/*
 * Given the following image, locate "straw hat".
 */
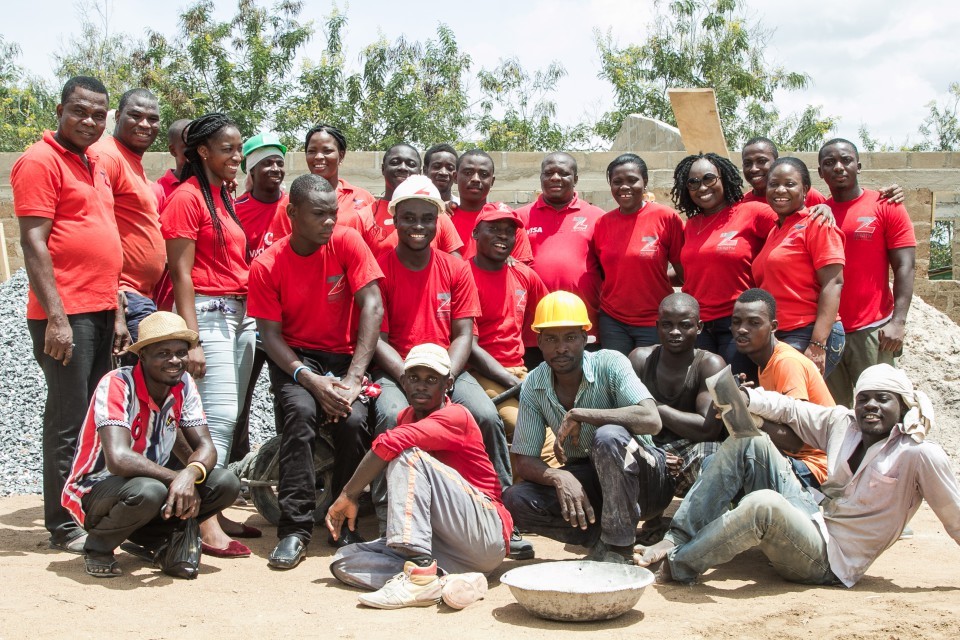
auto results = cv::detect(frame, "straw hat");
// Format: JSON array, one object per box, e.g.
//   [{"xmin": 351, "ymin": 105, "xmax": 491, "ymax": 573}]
[
  {"xmin": 403, "ymin": 343, "xmax": 452, "ymax": 376},
  {"xmin": 126, "ymin": 312, "xmax": 199, "ymax": 355}
]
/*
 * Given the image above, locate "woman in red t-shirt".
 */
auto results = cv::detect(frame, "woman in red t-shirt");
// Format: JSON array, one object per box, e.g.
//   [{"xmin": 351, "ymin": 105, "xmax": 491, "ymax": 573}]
[
  {"xmin": 674, "ymin": 152, "xmax": 775, "ymax": 375},
  {"xmin": 752, "ymin": 157, "xmax": 846, "ymax": 376},
  {"xmin": 594, "ymin": 154, "xmax": 684, "ymax": 354},
  {"xmin": 160, "ymin": 113, "xmax": 258, "ymax": 558},
  {"xmin": 304, "ymin": 123, "xmax": 375, "ymax": 221}
]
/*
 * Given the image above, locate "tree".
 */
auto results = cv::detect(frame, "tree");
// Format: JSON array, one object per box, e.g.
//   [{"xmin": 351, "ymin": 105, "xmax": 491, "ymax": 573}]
[
  {"xmin": 916, "ymin": 83, "xmax": 960, "ymax": 152},
  {"xmin": 0, "ymin": 36, "xmax": 58, "ymax": 151},
  {"xmin": 277, "ymin": 13, "xmax": 473, "ymax": 151},
  {"xmin": 594, "ymin": 0, "xmax": 834, "ymax": 151},
  {"xmin": 474, "ymin": 58, "xmax": 592, "ymax": 152}
]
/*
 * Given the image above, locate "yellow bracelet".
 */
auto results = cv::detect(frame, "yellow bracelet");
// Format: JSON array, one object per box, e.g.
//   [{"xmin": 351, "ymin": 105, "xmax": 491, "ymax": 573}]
[{"xmin": 187, "ymin": 461, "xmax": 207, "ymax": 485}]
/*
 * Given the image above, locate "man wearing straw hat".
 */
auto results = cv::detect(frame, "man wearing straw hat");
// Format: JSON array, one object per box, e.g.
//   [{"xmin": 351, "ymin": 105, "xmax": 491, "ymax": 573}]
[
  {"xmin": 637, "ymin": 364, "xmax": 960, "ymax": 587},
  {"xmin": 61, "ymin": 311, "xmax": 240, "ymax": 578}
]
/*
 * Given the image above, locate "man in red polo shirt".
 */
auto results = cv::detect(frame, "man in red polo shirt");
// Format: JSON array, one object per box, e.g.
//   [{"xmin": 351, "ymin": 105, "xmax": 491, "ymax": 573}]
[
  {"xmin": 356, "ymin": 143, "xmax": 462, "ymax": 257},
  {"xmin": 247, "ymin": 173, "xmax": 384, "ymax": 569},
  {"xmin": 371, "ymin": 175, "xmax": 512, "ymax": 527},
  {"xmin": 424, "ymin": 143, "xmax": 459, "ymax": 204},
  {"xmin": 818, "ymin": 138, "xmax": 917, "ymax": 408},
  {"xmin": 11, "ymin": 76, "xmax": 124, "ymax": 553},
  {"xmin": 154, "ymin": 119, "xmax": 190, "ymax": 207},
  {"xmin": 448, "ymin": 150, "xmax": 533, "ymax": 264},
  {"xmin": 516, "ymin": 152, "xmax": 604, "ymax": 363},
  {"xmin": 92, "ymin": 88, "xmax": 165, "ymax": 355}
]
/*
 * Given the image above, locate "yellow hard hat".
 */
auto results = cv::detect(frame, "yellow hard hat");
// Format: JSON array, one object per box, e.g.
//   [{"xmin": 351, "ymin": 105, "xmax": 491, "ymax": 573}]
[{"xmin": 531, "ymin": 291, "xmax": 592, "ymax": 332}]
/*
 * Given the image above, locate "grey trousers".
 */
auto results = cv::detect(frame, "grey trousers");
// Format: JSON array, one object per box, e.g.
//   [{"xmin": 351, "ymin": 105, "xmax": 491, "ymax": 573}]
[{"xmin": 330, "ymin": 448, "xmax": 506, "ymax": 590}]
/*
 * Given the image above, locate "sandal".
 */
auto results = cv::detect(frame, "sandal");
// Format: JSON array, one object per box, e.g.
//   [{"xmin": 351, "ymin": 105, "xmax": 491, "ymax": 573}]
[
  {"xmin": 50, "ymin": 533, "xmax": 88, "ymax": 555},
  {"xmin": 84, "ymin": 553, "xmax": 122, "ymax": 578}
]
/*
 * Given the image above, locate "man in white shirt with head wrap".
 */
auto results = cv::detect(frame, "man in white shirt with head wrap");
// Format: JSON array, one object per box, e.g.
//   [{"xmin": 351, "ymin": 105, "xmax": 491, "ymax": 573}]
[{"xmin": 637, "ymin": 364, "xmax": 960, "ymax": 587}]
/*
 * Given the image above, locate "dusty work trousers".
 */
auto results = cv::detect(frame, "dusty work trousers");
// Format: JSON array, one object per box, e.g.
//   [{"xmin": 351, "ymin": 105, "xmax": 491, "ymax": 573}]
[
  {"xmin": 665, "ymin": 434, "xmax": 837, "ymax": 585},
  {"xmin": 503, "ymin": 425, "xmax": 675, "ymax": 548},
  {"xmin": 80, "ymin": 469, "xmax": 240, "ymax": 555},
  {"xmin": 471, "ymin": 367, "xmax": 559, "ymax": 483},
  {"xmin": 826, "ymin": 322, "xmax": 898, "ymax": 408},
  {"xmin": 330, "ymin": 448, "xmax": 506, "ymax": 590},
  {"xmin": 29, "ymin": 310, "xmax": 115, "ymax": 546}
]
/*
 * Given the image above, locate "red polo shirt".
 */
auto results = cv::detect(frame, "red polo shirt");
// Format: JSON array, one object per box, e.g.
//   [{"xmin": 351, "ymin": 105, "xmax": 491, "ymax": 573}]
[
  {"xmin": 449, "ymin": 202, "xmax": 533, "ymax": 265},
  {"xmin": 236, "ymin": 191, "xmax": 289, "ymax": 261},
  {"xmin": 92, "ymin": 136, "xmax": 166, "ymax": 298},
  {"xmin": 11, "ymin": 130, "xmax": 122, "ymax": 319}
]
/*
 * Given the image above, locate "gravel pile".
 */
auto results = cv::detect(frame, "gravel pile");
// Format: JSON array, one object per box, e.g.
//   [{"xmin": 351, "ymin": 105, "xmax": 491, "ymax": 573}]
[{"xmin": 1, "ymin": 267, "xmax": 958, "ymax": 495}]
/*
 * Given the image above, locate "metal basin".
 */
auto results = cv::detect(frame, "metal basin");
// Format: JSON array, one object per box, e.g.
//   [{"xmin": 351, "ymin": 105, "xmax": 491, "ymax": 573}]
[{"xmin": 500, "ymin": 560, "xmax": 655, "ymax": 622}]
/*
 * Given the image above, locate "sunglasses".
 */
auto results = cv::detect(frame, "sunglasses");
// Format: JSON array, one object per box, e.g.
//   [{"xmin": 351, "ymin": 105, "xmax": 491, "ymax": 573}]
[{"xmin": 686, "ymin": 173, "xmax": 719, "ymax": 189}]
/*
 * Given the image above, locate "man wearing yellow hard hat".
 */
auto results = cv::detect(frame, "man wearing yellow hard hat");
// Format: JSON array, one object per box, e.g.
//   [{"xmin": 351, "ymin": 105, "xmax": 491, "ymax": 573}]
[{"xmin": 503, "ymin": 291, "xmax": 676, "ymax": 564}]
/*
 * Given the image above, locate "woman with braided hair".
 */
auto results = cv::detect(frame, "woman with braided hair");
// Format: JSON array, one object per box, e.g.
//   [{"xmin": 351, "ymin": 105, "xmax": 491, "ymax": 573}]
[
  {"xmin": 673, "ymin": 152, "xmax": 779, "ymax": 376},
  {"xmin": 160, "ymin": 112, "xmax": 259, "ymax": 558}
]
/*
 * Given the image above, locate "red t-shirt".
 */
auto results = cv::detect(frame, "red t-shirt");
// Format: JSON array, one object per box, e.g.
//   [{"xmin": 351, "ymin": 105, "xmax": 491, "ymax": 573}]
[
  {"xmin": 827, "ymin": 189, "xmax": 916, "ymax": 332},
  {"xmin": 470, "ymin": 260, "xmax": 549, "ymax": 368},
  {"xmin": 337, "ymin": 177, "xmax": 375, "ymax": 214},
  {"xmin": 516, "ymin": 194, "xmax": 604, "ymax": 337},
  {"xmin": 362, "ymin": 197, "xmax": 464, "ymax": 257},
  {"xmin": 93, "ymin": 136, "xmax": 166, "ymax": 298},
  {"xmin": 752, "ymin": 209, "xmax": 846, "ymax": 331},
  {"xmin": 449, "ymin": 202, "xmax": 534, "ymax": 264},
  {"xmin": 236, "ymin": 191, "xmax": 289, "ymax": 261},
  {"xmin": 742, "ymin": 188, "xmax": 827, "ymax": 207},
  {"xmin": 593, "ymin": 202, "xmax": 685, "ymax": 325},
  {"xmin": 247, "ymin": 228, "xmax": 383, "ymax": 353},
  {"xmin": 680, "ymin": 201, "xmax": 778, "ymax": 322},
  {"xmin": 372, "ymin": 402, "xmax": 512, "ymax": 552},
  {"xmin": 154, "ymin": 168, "xmax": 182, "ymax": 211},
  {"xmin": 11, "ymin": 131, "xmax": 122, "ymax": 319},
  {"xmin": 160, "ymin": 176, "xmax": 249, "ymax": 296},
  {"xmin": 268, "ymin": 185, "xmax": 381, "ymax": 249},
  {"xmin": 378, "ymin": 249, "xmax": 481, "ymax": 358}
]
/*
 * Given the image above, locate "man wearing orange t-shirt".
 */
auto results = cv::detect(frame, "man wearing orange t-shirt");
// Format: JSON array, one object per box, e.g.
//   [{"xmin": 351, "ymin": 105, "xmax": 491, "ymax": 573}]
[
  {"xmin": 12, "ymin": 76, "xmax": 124, "ymax": 553},
  {"xmin": 371, "ymin": 176, "xmax": 512, "ymax": 532},
  {"xmin": 92, "ymin": 88, "xmax": 164, "ymax": 353},
  {"xmin": 448, "ymin": 150, "xmax": 533, "ymax": 264},
  {"xmin": 248, "ymin": 174, "xmax": 384, "ymax": 568},
  {"xmin": 733, "ymin": 289, "xmax": 832, "ymax": 488}
]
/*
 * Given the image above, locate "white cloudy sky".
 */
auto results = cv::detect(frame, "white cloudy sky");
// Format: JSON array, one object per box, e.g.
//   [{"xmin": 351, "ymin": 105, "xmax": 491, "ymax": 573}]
[{"xmin": 2, "ymin": 0, "xmax": 957, "ymax": 146}]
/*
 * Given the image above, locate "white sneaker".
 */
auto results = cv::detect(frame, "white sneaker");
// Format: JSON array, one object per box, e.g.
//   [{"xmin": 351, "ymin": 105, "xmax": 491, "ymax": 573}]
[
  {"xmin": 358, "ymin": 561, "xmax": 442, "ymax": 609},
  {"xmin": 441, "ymin": 572, "xmax": 488, "ymax": 610}
]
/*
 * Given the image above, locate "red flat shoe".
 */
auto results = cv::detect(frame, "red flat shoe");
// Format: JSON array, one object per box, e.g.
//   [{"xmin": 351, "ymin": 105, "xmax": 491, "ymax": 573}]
[
  {"xmin": 201, "ymin": 541, "xmax": 251, "ymax": 558},
  {"xmin": 230, "ymin": 524, "xmax": 262, "ymax": 539}
]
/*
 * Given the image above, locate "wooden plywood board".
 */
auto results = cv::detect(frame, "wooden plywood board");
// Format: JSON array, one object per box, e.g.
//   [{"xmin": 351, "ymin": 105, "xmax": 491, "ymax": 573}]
[
  {"xmin": 0, "ymin": 221, "xmax": 10, "ymax": 282},
  {"xmin": 668, "ymin": 88, "xmax": 729, "ymax": 158}
]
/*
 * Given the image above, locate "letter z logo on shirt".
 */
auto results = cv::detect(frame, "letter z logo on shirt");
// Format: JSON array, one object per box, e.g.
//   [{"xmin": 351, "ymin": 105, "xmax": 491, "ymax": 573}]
[
  {"xmin": 571, "ymin": 216, "xmax": 589, "ymax": 232},
  {"xmin": 436, "ymin": 292, "xmax": 451, "ymax": 318},
  {"xmin": 716, "ymin": 231, "xmax": 739, "ymax": 252},
  {"xmin": 854, "ymin": 216, "xmax": 877, "ymax": 240},
  {"xmin": 327, "ymin": 274, "xmax": 347, "ymax": 301},
  {"xmin": 640, "ymin": 235, "xmax": 659, "ymax": 255}
]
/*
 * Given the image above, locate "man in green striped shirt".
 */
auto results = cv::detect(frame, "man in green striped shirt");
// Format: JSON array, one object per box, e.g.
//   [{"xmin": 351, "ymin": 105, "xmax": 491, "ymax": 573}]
[{"xmin": 503, "ymin": 292, "xmax": 675, "ymax": 563}]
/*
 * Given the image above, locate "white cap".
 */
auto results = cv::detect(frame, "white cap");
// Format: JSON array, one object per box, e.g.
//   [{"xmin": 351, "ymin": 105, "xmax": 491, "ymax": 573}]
[
  {"xmin": 403, "ymin": 343, "xmax": 452, "ymax": 376},
  {"xmin": 388, "ymin": 174, "xmax": 445, "ymax": 216}
]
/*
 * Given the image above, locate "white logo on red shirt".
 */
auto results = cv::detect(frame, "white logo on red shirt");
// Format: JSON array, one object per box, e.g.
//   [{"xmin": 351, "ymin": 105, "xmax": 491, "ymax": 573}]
[
  {"xmin": 786, "ymin": 223, "xmax": 806, "ymax": 244},
  {"xmin": 437, "ymin": 292, "xmax": 451, "ymax": 318},
  {"xmin": 640, "ymin": 235, "xmax": 659, "ymax": 254},
  {"xmin": 571, "ymin": 216, "xmax": 588, "ymax": 232},
  {"xmin": 515, "ymin": 288, "xmax": 527, "ymax": 313},
  {"xmin": 527, "ymin": 226, "xmax": 543, "ymax": 235},
  {"xmin": 854, "ymin": 216, "xmax": 877, "ymax": 239},
  {"xmin": 327, "ymin": 274, "xmax": 346, "ymax": 300}
]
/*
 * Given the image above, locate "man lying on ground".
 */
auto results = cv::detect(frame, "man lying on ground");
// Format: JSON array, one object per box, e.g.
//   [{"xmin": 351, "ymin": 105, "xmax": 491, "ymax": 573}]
[
  {"xmin": 327, "ymin": 343, "xmax": 511, "ymax": 610},
  {"xmin": 637, "ymin": 364, "xmax": 960, "ymax": 587}
]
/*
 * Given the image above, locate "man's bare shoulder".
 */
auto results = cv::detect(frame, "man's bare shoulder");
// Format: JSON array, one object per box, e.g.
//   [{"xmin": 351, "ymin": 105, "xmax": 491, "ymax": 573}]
[
  {"xmin": 628, "ymin": 345, "xmax": 658, "ymax": 372},
  {"xmin": 696, "ymin": 350, "xmax": 727, "ymax": 380}
]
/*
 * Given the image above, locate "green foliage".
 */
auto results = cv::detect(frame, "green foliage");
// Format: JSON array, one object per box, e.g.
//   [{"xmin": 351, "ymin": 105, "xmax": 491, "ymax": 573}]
[
  {"xmin": 475, "ymin": 58, "xmax": 592, "ymax": 152},
  {"xmin": 929, "ymin": 220, "xmax": 953, "ymax": 275},
  {"xmin": 594, "ymin": 0, "xmax": 833, "ymax": 151},
  {"xmin": 0, "ymin": 36, "xmax": 58, "ymax": 152},
  {"xmin": 916, "ymin": 83, "xmax": 960, "ymax": 152}
]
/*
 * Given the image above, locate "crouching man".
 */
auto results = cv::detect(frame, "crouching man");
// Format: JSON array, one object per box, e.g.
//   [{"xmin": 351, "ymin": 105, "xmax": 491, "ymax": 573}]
[
  {"xmin": 327, "ymin": 343, "xmax": 512, "ymax": 610},
  {"xmin": 61, "ymin": 312, "xmax": 240, "ymax": 578},
  {"xmin": 503, "ymin": 291, "xmax": 675, "ymax": 564},
  {"xmin": 637, "ymin": 364, "xmax": 960, "ymax": 587}
]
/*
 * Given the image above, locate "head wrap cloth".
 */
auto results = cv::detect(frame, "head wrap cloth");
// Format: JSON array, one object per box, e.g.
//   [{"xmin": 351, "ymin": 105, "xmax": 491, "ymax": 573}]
[{"xmin": 853, "ymin": 364, "xmax": 934, "ymax": 443}]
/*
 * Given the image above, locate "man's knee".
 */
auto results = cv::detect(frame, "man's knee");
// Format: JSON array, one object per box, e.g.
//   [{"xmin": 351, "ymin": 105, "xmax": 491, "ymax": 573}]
[
  {"xmin": 589, "ymin": 424, "xmax": 631, "ymax": 464},
  {"xmin": 201, "ymin": 468, "xmax": 241, "ymax": 511},
  {"xmin": 128, "ymin": 478, "xmax": 168, "ymax": 512},
  {"xmin": 502, "ymin": 481, "xmax": 545, "ymax": 518},
  {"xmin": 737, "ymin": 489, "xmax": 790, "ymax": 530}
]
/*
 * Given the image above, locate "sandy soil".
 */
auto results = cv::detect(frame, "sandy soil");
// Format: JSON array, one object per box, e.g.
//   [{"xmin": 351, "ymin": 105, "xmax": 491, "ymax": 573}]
[{"xmin": 0, "ymin": 496, "xmax": 957, "ymax": 640}]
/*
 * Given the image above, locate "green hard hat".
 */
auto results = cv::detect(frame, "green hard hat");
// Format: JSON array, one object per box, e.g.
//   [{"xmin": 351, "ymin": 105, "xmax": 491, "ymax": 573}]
[{"xmin": 241, "ymin": 132, "xmax": 287, "ymax": 172}]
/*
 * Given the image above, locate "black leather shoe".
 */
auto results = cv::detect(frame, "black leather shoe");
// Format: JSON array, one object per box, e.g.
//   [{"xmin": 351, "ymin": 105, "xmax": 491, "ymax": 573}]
[
  {"xmin": 268, "ymin": 535, "xmax": 306, "ymax": 570},
  {"xmin": 327, "ymin": 526, "xmax": 366, "ymax": 549}
]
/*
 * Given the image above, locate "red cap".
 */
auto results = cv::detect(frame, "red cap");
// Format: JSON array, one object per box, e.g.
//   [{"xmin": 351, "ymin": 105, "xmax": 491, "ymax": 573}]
[{"xmin": 475, "ymin": 205, "xmax": 524, "ymax": 229}]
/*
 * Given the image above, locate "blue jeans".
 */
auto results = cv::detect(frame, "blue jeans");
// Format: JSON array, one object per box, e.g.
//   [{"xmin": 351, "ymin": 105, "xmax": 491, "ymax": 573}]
[
  {"xmin": 597, "ymin": 312, "xmax": 658, "ymax": 356},
  {"xmin": 696, "ymin": 315, "xmax": 758, "ymax": 381},
  {"xmin": 665, "ymin": 435, "xmax": 836, "ymax": 585},
  {"xmin": 120, "ymin": 291, "xmax": 158, "ymax": 366},
  {"xmin": 776, "ymin": 321, "xmax": 845, "ymax": 378}
]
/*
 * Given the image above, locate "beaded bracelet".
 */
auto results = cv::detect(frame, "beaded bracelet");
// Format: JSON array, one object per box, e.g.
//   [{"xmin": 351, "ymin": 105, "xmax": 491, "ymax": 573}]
[{"xmin": 809, "ymin": 340, "xmax": 827, "ymax": 351}]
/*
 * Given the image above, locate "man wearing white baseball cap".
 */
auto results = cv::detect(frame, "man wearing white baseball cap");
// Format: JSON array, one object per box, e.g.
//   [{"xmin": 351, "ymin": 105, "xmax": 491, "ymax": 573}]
[{"xmin": 327, "ymin": 343, "xmax": 511, "ymax": 610}]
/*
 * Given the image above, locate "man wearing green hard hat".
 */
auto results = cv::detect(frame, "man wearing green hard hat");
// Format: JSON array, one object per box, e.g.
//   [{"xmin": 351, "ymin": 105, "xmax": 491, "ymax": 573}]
[{"xmin": 504, "ymin": 291, "xmax": 676, "ymax": 564}]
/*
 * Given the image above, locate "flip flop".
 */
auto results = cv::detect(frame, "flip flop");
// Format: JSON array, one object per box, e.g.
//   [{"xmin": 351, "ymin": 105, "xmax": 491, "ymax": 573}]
[
  {"xmin": 84, "ymin": 553, "xmax": 122, "ymax": 578},
  {"xmin": 49, "ymin": 533, "xmax": 88, "ymax": 554}
]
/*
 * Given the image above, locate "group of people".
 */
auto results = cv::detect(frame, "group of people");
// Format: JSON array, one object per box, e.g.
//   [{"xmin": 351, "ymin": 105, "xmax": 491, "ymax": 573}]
[{"xmin": 11, "ymin": 76, "xmax": 960, "ymax": 609}]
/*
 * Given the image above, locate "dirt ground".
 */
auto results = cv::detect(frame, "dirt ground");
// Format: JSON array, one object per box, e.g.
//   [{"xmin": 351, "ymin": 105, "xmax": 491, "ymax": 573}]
[{"xmin": 0, "ymin": 496, "xmax": 957, "ymax": 640}]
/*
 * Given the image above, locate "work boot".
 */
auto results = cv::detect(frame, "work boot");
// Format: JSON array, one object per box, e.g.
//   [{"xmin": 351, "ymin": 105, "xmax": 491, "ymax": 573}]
[{"xmin": 509, "ymin": 528, "xmax": 535, "ymax": 560}]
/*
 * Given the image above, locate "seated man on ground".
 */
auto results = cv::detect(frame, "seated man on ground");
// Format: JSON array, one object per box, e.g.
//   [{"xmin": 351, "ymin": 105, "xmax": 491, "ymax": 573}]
[
  {"xmin": 247, "ymin": 174, "xmax": 384, "ymax": 569},
  {"xmin": 327, "ymin": 344, "xmax": 511, "ymax": 610},
  {"xmin": 503, "ymin": 291, "xmax": 675, "ymax": 564},
  {"xmin": 61, "ymin": 312, "xmax": 240, "ymax": 578},
  {"xmin": 637, "ymin": 364, "xmax": 960, "ymax": 587},
  {"xmin": 629, "ymin": 292, "xmax": 726, "ymax": 542},
  {"xmin": 733, "ymin": 288, "xmax": 832, "ymax": 490}
]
